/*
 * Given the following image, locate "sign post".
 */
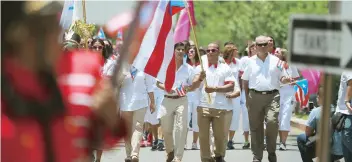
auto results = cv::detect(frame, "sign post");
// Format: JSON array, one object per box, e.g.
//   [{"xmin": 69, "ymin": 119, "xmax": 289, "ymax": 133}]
[{"xmin": 288, "ymin": 1, "xmax": 352, "ymax": 162}]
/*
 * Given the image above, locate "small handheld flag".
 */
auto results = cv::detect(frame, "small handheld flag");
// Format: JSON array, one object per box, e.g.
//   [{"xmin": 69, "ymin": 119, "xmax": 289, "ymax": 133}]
[
  {"xmin": 97, "ymin": 28, "xmax": 106, "ymax": 39},
  {"xmin": 294, "ymin": 79, "xmax": 310, "ymax": 108},
  {"xmin": 175, "ymin": 84, "xmax": 187, "ymax": 97},
  {"xmin": 277, "ymin": 60, "xmax": 288, "ymax": 71},
  {"xmin": 130, "ymin": 66, "xmax": 138, "ymax": 81}
]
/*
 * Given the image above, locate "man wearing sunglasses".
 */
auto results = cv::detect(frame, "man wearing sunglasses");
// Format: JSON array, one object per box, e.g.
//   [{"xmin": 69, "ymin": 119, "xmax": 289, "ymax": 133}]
[
  {"xmin": 192, "ymin": 43, "xmax": 236, "ymax": 162},
  {"xmin": 242, "ymin": 36, "xmax": 292, "ymax": 162}
]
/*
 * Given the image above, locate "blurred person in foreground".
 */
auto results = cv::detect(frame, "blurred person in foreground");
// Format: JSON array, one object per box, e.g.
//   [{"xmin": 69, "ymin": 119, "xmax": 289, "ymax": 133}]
[
  {"xmin": 296, "ymin": 87, "xmax": 343, "ymax": 162},
  {"xmin": 335, "ymin": 71, "xmax": 352, "ymax": 161},
  {"xmin": 1, "ymin": 2, "xmax": 126, "ymax": 162}
]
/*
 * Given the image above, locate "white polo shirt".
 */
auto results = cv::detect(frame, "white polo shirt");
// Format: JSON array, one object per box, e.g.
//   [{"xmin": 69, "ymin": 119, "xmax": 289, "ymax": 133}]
[
  {"xmin": 195, "ymin": 60, "xmax": 235, "ymax": 110},
  {"xmin": 336, "ymin": 71, "xmax": 352, "ymax": 115},
  {"xmin": 120, "ymin": 66, "xmax": 155, "ymax": 111},
  {"xmin": 241, "ymin": 54, "xmax": 286, "ymax": 91}
]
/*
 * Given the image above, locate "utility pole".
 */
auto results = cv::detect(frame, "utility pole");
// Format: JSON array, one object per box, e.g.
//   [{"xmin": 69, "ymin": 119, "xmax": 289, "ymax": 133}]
[{"xmin": 316, "ymin": 1, "xmax": 340, "ymax": 162}]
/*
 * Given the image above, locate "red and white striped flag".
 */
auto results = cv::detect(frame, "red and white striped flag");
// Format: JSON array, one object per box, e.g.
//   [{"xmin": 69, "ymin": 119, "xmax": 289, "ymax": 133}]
[
  {"xmin": 132, "ymin": 0, "xmax": 176, "ymax": 92},
  {"xmin": 175, "ymin": 84, "xmax": 186, "ymax": 97}
]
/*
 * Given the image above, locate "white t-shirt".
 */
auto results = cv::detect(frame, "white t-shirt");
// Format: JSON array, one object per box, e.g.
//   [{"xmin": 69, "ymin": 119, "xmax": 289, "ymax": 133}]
[
  {"xmin": 195, "ymin": 61, "xmax": 235, "ymax": 110},
  {"xmin": 336, "ymin": 71, "xmax": 352, "ymax": 115}
]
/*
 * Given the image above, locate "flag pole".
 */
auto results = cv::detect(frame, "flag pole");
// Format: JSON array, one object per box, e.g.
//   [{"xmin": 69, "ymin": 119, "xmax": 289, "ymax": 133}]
[
  {"xmin": 183, "ymin": 0, "xmax": 212, "ymax": 104},
  {"xmin": 81, "ymin": 0, "xmax": 89, "ymax": 49}
]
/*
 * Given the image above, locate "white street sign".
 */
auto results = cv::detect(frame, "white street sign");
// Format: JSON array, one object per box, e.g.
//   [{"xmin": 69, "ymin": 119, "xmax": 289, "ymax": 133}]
[{"xmin": 288, "ymin": 14, "xmax": 352, "ymax": 75}]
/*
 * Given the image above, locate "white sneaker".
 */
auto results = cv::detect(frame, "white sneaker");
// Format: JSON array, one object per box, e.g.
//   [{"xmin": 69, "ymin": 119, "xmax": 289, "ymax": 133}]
[
  {"xmin": 191, "ymin": 143, "xmax": 198, "ymax": 150},
  {"xmin": 279, "ymin": 142, "xmax": 287, "ymax": 151}
]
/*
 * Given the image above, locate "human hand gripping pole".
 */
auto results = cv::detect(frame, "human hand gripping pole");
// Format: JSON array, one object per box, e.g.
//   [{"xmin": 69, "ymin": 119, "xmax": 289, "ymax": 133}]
[{"xmin": 183, "ymin": 0, "xmax": 212, "ymax": 104}]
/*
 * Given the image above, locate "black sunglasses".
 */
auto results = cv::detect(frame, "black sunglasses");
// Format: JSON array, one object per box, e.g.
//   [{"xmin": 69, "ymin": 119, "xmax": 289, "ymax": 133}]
[
  {"xmin": 207, "ymin": 49, "xmax": 218, "ymax": 53},
  {"xmin": 92, "ymin": 46, "xmax": 103, "ymax": 50},
  {"xmin": 256, "ymin": 43, "xmax": 268, "ymax": 47}
]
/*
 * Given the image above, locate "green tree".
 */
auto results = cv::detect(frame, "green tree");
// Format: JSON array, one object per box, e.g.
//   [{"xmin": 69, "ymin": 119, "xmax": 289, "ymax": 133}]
[{"xmin": 193, "ymin": 1, "xmax": 329, "ymax": 51}]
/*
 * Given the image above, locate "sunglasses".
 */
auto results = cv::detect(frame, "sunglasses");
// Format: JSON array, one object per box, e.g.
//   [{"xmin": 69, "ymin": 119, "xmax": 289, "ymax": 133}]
[
  {"xmin": 189, "ymin": 50, "xmax": 195, "ymax": 53},
  {"xmin": 92, "ymin": 46, "xmax": 103, "ymax": 50},
  {"xmin": 256, "ymin": 43, "xmax": 268, "ymax": 47},
  {"xmin": 206, "ymin": 49, "xmax": 218, "ymax": 53}
]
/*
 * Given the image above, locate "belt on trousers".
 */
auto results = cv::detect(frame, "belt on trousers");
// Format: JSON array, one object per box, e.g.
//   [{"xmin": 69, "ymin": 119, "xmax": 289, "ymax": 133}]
[
  {"xmin": 164, "ymin": 95, "xmax": 184, "ymax": 99},
  {"xmin": 249, "ymin": 89, "xmax": 278, "ymax": 95}
]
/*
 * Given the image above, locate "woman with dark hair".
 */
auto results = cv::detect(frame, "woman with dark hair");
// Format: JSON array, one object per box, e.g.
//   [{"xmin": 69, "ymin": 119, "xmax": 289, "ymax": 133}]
[
  {"xmin": 268, "ymin": 36, "xmax": 276, "ymax": 54},
  {"xmin": 185, "ymin": 46, "xmax": 200, "ymax": 150},
  {"xmin": 90, "ymin": 38, "xmax": 109, "ymax": 61}
]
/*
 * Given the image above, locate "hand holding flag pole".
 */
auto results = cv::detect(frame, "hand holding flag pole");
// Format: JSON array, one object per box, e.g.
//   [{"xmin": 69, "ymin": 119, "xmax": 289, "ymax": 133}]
[{"xmin": 183, "ymin": 0, "xmax": 212, "ymax": 104}]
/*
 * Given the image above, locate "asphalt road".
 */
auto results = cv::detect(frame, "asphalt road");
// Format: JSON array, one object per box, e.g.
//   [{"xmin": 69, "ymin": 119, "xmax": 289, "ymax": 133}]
[{"xmin": 99, "ymin": 127, "xmax": 308, "ymax": 162}]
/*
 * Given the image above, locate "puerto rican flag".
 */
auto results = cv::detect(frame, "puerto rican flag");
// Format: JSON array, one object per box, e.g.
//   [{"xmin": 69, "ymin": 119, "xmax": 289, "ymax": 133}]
[
  {"xmin": 294, "ymin": 79, "xmax": 310, "ymax": 108},
  {"xmin": 132, "ymin": 0, "xmax": 181, "ymax": 92},
  {"xmin": 175, "ymin": 84, "xmax": 186, "ymax": 97},
  {"xmin": 276, "ymin": 60, "xmax": 288, "ymax": 71}
]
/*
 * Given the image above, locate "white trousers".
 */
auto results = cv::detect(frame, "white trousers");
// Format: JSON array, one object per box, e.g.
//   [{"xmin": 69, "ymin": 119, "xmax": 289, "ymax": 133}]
[
  {"xmin": 187, "ymin": 101, "xmax": 199, "ymax": 132},
  {"xmin": 230, "ymin": 92, "xmax": 250, "ymax": 131},
  {"xmin": 278, "ymin": 95, "xmax": 295, "ymax": 131},
  {"xmin": 144, "ymin": 93, "xmax": 164, "ymax": 125}
]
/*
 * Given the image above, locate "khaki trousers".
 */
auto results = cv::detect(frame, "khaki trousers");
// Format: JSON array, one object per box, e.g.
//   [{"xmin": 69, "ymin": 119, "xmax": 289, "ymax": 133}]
[
  {"xmin": 247, "ymin": 91, "xmax": 280, "ymax": 161},
  {"xmin": 223, "ymin": 110, "xmax": 233, "ymax": 156},
  {"xmin": 122, "ymin": 107, "xmax": 147, "ymax": 157},
  {"xmin": 160, "ymin": 97, "xmax": 188, "ymax": 161},
  {"xmin": 197, "ymin": 107, "xmax": 226, "ymax": 162}
]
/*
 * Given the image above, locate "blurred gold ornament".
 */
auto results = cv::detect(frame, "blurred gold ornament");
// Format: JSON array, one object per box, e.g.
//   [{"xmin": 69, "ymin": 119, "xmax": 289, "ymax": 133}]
[{"xmin": 70, "ymin": 20, "xmax": 96, "ymax": 48}]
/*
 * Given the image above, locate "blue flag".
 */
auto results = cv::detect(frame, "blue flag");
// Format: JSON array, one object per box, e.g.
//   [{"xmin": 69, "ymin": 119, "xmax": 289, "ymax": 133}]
[{"xmin": 97, "ymin": 28, "xmax": 106, "ymax": 39}]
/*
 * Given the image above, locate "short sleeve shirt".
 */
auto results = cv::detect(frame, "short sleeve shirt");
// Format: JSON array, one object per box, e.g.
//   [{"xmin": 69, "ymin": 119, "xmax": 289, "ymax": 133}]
[
  {"xmin": 241, "ymin": 54, "xmax": 286, "ymax": 91},
  {"xmin": 336, "ymin": 71, "xmax": 352, "ymax": 115},
  {"xmin": 195, "ymin": 62, "xmax": 235, "ymax": 110}
]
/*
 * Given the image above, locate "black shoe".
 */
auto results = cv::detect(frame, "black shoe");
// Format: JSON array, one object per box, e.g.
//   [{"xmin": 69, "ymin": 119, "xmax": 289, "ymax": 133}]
[
  {"xmin": 242, "ymin": 142, "xmax": 250, "ymax": 149},
  {"xmin": 157, "ymin": 141, "xmax": 165, "ymax": 151},
  {"xmin": 268, "ymin": 153, "xmax": 277, "ymax": 162},
  {"xmin": 214, "ymin": 156, "xmax": 224, "ymax": 162},
  {"xmin": 125, "ymin": 156, "xmax": 132, "ymax": 162},
  {"xmin": 252, "ymin": 157, "xmax": 261, "ymax": 162},
  {"xmin": 227, "ymin": 140, "xmax": 235, "ymax": 150},
  {"xmin": 151, "ymin": 140, "xmax": 158, "ymax": 151},
  {"xmin": 166, "ymin": 151, "xmax": 174, "ymax": 162}
]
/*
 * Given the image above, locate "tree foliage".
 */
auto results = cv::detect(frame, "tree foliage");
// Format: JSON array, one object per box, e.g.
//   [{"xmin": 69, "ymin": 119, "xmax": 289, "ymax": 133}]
[{"xmin": 193, "ymin": 1, "xmax": 329, "ymax": 51}]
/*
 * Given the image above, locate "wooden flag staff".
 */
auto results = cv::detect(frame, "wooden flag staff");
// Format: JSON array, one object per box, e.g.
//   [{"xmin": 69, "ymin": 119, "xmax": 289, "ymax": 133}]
[{"xmin": 183, "ymin": 0, "xmax": 212, "ymax": 104}]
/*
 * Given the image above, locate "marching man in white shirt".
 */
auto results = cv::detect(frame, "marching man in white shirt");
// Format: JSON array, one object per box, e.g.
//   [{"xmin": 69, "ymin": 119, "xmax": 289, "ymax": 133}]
[
  {"xmin": 192, "ymin": 42, "xmax": 236, "ymax": 162},
  {"xmin": 242, "ymin": 36, "xmax": 291, "ymax": 162},
  {"xmin": 119, "ymin": 65, "xmax": 156, "ymax": 162},
  {"xmin": 157, "ymin": 42, "xmax": 205, "ymax": 162}
]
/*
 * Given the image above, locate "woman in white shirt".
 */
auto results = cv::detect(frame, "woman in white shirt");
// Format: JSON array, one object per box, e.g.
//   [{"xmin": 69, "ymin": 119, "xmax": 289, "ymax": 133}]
[
  {"xmin": 119, "ymin": 65, "xmax": 155, "ymax": 162},
  {"xmin": 274, "ymin": 48, "xmax": 300, "ymax": 151},
  {"xmin": 186, "ymin": 46, "xmax": 201, "ymax": 150}
]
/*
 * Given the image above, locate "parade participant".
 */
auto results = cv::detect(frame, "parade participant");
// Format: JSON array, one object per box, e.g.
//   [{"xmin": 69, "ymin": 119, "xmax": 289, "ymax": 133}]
[
  {"xmin": 89, "ymin": 37, "xmax": 113, "ymax": 162},
  {"xmin": 1, "ymin": 2, "xmax": 126, "ymax": 162},
  {"xmin": 186, "ymin": 46, "xmax": 201, "ymax": 150},
  {"xmin": 157, "ymin": 42, "xmax": 203, "ymax": 162},
  {"xmin": 62, "ymin": 31, "xmax": 81, "ymax": 51},
  {"xmin": 242, "ymin": 36, "xmax": 291, "ymax": 162},
  {"xmin": 118, "ymin": 66, "xmax": 155, "ymax": 162},
  {"xmin": 192, "ymin": 42, "xmax": 235, "ymax": 162},
  {"xmin": 146, "ymin": 78, "xmax": 164, "ymax": 151},
  {"xmin": 274, "ymin": 48, "xmax": 300, "ymax": 151},
  {"xmin": 335, "ymin": 71, "xmax": 352, "ymax": 161},
  {"xmin": 267, "ymin": 36, "xmax": 276, "ymax": 54},
  {"xmin": 237, "ymin": 42, "xmax": 256, "ymax": 149},
  {"xmin": 222, "ymin": 46, "xmax": 243, "ymax": 150}
]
